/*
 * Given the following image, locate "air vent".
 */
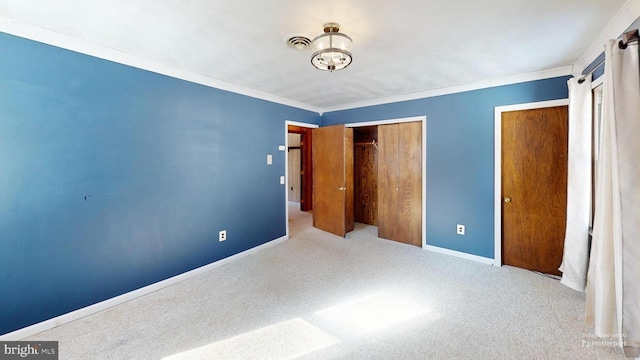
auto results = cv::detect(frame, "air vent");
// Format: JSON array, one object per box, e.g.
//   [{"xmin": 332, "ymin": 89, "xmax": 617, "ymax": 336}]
[{"xmin": 286, "ymin": 36, "xmax": 311, "ymax": 51}]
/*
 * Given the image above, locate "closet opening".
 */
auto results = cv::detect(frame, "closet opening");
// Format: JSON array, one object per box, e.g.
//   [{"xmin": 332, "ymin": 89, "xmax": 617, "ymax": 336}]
[
  {"xmin": 353, "ymin": 126, "xmax": 379, "ymax": 227},
  {"xmin": 351, "ymin": 121, "xmax": 423, "ymax": 247},
  {"xmin": 288, "ymin": 116, "xmax": 426, "ymax": 248}
]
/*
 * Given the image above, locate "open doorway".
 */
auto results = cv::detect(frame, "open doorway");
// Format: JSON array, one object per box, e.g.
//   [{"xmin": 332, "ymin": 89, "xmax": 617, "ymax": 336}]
[
  {"xmin": 286, "ymin": 122, "xmax": 317, "ymax": 211},
  {"xmin": 286, "ymin": 121, "xmax": 318, "ymax": 238},
  {"xmin": 287, "ymin": 133, "xmax": 302, "ymax": 203},
  {"xmin": 287, "ymin": 124, "xmax": 315, "ymax": 211}
]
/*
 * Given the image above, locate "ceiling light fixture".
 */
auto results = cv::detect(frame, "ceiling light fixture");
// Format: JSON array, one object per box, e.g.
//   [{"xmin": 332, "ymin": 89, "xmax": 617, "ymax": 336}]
[{"xmin": 310, "ymin": 22, "xmax": 353, "ymax": 72}]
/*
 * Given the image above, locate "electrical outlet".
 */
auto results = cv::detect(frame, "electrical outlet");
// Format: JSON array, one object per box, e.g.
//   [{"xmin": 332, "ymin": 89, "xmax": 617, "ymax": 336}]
[
  {"xmin": 456, "ymin": 224, "xmax": 465, "ymax": 235},
  {"xmin": 219, "ymin": 230, "xmax": 227, "ymax": 242}
]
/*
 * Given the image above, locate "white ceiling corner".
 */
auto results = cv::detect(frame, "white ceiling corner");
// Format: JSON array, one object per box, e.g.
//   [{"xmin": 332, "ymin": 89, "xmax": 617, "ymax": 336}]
[{"xmin": 0, "ymin": 0, "xmax": 631, "ymax": 112}]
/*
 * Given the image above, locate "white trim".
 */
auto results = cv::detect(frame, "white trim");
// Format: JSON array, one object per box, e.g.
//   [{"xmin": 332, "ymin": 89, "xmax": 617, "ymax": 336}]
[
  {"xmin": 343, "ymin": 115, "xmax": 425, "ymax": 127},
  {"xmin": 0, "ymin": 235, "xmax": 288, "ymax": 340},
  {"xmin": 424, "ymin": 245, "xmax": 495, "ymax": 266},
  {"xmin": 572, "ymin": 0, "xmax": 640, "ymax": 77},
  {"xmin": 592, "ymin": 75, "xmax": 604, "ymax": 89},
  {"xmin": 0, "ymin": 14, "xmax": 579, "ymax": 116},
  {"xmin": 343, "ymin": 116, "xmax": 427, "ymax": 249},
  {"xmin": 494, "ymin": 98, "xmax": 569, "ymax": 114},
  {"xmin": 284, "ymin": 121, "xmax": 318, "ymax": 237},
  {"xmin": 322, "ymin": 67, "xmax": 572, "ymax": 113},
  {"xmin": 286, "ymin": 121, "xmax": 319, "ymax": 129},
  {"xmin": 0, "ymin": 16, "xmax": 322, "ymax": 115},
  {"xmin": 493, "ymin": 99, "xmax": 570, "ymax": 267}
]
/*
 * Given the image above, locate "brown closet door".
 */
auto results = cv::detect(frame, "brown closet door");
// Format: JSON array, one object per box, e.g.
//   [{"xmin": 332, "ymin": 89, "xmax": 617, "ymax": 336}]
[
  {"xmin": 398, "ymin": 121, "xmax": 422, "ymax": 246},
  {"xmin": 312, "ymin": 125, "xmax": 354, "ymax": 237},
  {"xmin": 378, "ymin": 122, "xmax": 422, "ymax": 246},
  {"xmin": 378, "ymin": 124, "xmax": 400, "ymax": 240}
]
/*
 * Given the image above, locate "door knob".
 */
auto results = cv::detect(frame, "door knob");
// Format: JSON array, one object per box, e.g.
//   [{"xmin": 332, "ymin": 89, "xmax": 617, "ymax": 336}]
[
  {"xmin": 504, "ymin": 197, "xmax": 512, "ymax": 203},
  {"xmin": 395, "ymin": 187, "xmax": 399, "ymax": 191},
  {"xmin": 338, "ymin": 187, "xmax": 346, "ymax": 191}
]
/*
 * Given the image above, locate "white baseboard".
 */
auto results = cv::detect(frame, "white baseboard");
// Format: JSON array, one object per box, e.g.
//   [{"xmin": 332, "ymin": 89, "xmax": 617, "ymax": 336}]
[
  {"xmin": 424, "ymin": 244, "xmax": 496, "ymax": 266},
  {"xmin": 0, "ymin": 235, "xmax": 289, "ymax": 340}
]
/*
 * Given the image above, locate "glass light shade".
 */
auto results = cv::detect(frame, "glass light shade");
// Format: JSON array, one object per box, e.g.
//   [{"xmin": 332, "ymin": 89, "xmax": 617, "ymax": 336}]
[{"xmin": 310, "ymin": 32, "xmax": 353, "ymax": 71}]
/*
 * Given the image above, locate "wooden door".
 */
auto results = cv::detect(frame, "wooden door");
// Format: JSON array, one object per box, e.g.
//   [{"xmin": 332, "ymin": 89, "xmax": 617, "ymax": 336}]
[
  {"xmin": 287, "ymin": 147, "xmax": 301, "ymax": 202},
  {"xmin": 299, "ymin": 131, "xmax": 313, "ymax": 211},
  {"xmin": 502, "ymin": 106, "xmax": 568, "ymax": 275},
  {"xmin": 378, "ymin": 122, "xmax": 422, "ymax": 246},
  {"xmin": 378, "ymin": 124, "xmax": 400, "ymax": 240},
  {"xmin": 398, "ymin": 121, "xmax": 422, "ymax": 246},
  {"xmin": 312, "ymin": 125, "xmax": 354, "ymax": 237}
]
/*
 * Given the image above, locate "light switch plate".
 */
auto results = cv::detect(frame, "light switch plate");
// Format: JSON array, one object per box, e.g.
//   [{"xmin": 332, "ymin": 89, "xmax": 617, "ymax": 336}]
[
  {"xmin": 267, "ymin": 154, "xmax": 272, "ymax": 165},
  {"xmin": 278, "ymin": 145, "xmax": 286, "ymax": 151},
  {"xmin": 280, "ymin": 176, "xmax": 285, "ymax": 184}
]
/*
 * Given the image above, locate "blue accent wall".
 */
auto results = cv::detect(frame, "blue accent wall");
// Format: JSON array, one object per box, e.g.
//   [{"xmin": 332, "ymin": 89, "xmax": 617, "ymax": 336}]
[
  {"xmin": 0, "ymin": 32, "xmax": 320, "ymax": 335},
  {"xmin": 322, "ymin": 77, "xmax": 570, "ymax": 259}
]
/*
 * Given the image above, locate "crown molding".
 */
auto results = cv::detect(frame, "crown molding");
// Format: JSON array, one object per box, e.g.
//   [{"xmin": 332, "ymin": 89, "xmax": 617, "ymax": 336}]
[
  {"xmin": 0, "ymin": 14, "xmax": 584, "ymax": 117},
  {"xmin": 0, "ymin": 16, "xmax": 323, "ymax": 114},
  {"xmin": 321, "ymin": 66, "xmax": 572, "ymax": 114}
]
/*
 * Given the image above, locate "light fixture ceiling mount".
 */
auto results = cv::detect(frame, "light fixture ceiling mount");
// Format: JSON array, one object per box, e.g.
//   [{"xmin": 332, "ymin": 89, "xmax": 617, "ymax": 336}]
[{"xmin": 310, "ymin": 22, "xmax": 353, "ymax": 72}]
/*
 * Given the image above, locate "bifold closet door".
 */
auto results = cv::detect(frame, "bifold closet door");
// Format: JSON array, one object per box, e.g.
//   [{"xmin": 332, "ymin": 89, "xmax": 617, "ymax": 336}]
[
  {"xmin": 398, "ymin": 121, "xmax": 422, "ymax": 246},
  {"xmin": 378, "ymin": 124, "xmax": 400, "ymax": 240},
  {"xmin": 378, "ymin": 122, "xmax": 422, "ymax": 246}
]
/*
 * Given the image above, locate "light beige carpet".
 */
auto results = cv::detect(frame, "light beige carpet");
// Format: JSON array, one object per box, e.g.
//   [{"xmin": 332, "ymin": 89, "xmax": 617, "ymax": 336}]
[{"xmin": 23, "ymin": 202, "xmax": 627, "ymax": 359}]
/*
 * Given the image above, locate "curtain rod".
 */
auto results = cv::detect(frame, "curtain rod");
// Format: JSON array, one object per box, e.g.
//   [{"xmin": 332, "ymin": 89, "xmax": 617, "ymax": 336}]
[{"xmin": 578, "ymin": 30, "xmax": 639, "ymax": 84}]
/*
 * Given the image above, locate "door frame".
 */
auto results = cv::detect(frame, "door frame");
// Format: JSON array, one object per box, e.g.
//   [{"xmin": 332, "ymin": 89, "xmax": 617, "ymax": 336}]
[
  {"xmin": 344, "ymin": 115, "xmax": 427, "ymax": 248},
  {"xmin": 493, "ymin": 99, "xmax": 569, "ymax": 267},
  {"xmin": 285, "ymin": 120, "xmax": 318, "ymax": 237}
]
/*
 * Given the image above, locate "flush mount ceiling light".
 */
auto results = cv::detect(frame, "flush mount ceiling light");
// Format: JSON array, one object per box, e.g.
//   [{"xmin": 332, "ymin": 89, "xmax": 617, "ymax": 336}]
[{"xmin": 310, "ymin": 22, "xmax": 353, "ymax": 72}]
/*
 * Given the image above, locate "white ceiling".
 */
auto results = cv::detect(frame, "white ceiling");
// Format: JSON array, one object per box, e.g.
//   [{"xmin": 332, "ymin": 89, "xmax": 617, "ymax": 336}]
[{"xmin": 0, "ymin": 0, "xmax": 629, "ymax": 111}]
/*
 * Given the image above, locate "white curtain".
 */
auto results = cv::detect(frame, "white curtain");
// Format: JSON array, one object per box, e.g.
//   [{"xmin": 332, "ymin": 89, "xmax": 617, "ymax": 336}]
[
  {"xmin": 586, "ymin": 39, "xmax": 640, "ymax": 358},
  {"xmin": 559, "ymin": 76, "xmax": 592, "ymax": 292}
]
